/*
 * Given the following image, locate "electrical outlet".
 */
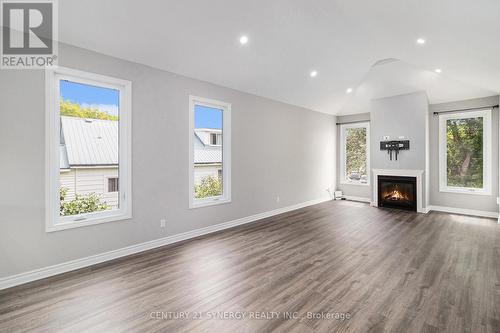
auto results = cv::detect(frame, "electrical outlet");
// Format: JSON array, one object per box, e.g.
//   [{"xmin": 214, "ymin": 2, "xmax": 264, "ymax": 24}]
[
  {"xmin": 160, "ymin": 218, "xmax": 166, "ymax": 228},
  {"xmin": 276, "ymin": 196, "xmax": 280, "ymax": 203},
  {"xmin": 497, "ymin": 197, "xmax": 499, "ymax": 205}
]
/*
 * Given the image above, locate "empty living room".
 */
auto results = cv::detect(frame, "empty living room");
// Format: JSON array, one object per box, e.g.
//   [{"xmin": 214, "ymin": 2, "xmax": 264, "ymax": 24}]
[{"xmin": 1, "ymin": 1, "xmax": 500, "ymax": 332}]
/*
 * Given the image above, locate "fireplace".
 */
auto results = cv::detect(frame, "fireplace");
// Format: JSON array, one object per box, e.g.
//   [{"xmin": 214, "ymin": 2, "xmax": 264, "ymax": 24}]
[{"xmin": 377, "ymin": 175, "xmax": 417, "ymax": 211}]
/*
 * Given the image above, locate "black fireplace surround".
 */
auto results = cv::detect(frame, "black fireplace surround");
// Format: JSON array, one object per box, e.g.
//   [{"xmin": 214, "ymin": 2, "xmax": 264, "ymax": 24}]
[{"xmin": 377, "ymin": 175, "xmax": 417, "ymax": 212}]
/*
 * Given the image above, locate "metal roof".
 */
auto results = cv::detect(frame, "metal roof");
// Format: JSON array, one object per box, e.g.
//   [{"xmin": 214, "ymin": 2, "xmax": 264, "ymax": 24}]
[
  {"xmin": 59, "ymin": 117, "xmax": 221, "ymax": 167},
  {"xmin": 60, "ymin": 116, "xmax": 118, "ymax": 166},
  {"xmin": 194, "ymin": 149, "xmax": 221, "ymax": 164}
]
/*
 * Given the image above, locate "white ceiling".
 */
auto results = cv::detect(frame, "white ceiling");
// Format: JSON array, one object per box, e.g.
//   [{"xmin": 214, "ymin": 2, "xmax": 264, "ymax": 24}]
[
  {"xmin": 59, "ymin": 0, "xmax": 500, "ymax": 115},
  {"xmin": 343, "ymin": 59, "xmax": 495, "ymax": 114}
]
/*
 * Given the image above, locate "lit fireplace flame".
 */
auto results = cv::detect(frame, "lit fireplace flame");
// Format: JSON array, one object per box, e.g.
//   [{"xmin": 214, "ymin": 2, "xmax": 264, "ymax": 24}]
[{"xmin": 383, "ymin": 186, "xmax": 410, "ymax": 201}]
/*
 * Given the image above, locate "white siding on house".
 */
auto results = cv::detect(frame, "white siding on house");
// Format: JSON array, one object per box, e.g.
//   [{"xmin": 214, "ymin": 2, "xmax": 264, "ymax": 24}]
[
  {"xmin": 60, "ymin": 170, "xmax": 76, "ymax": 200},
  {"xmin": 194, "ymin": 165, "xmax": 221, "ymax": 185},
  {"xmin": 59, "ymin": 167, "xmax": 119, "ymax": 209}
]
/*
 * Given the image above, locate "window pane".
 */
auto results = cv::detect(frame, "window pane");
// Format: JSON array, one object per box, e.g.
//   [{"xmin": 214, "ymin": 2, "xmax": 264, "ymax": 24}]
[
  {"xmin": 193, "ymin": 104, "xmax": 223, "ymax": 199},
  {"xmin": 59, "ymin": 80, "xmax": 120, "ymax": 216},
  {"xmin": 108, "ymin": 178, "xmax": 119, "ymax": 192},
  {"xmin": 345, "ymin": 127, "xmax": 367, "ymax": 183},
  {"xmin": 446, "ymin": 117, "xmax": 483, "ymax": 188}
]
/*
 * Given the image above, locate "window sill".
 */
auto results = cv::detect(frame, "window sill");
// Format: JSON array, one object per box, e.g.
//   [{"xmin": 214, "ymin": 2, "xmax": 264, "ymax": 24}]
[
  {"xmin": 439, "ymin": 187, "xmax": 491, "ymax": 196},
  {"xmin": 46, "ymin": 212, "xmax": 132, "ymax": 232},
  {"xmin": 189, "ymin": 197, "xmax": 231, "ymax": 209},
  {"xmin": 340, "ymin": 181, "xmax": 370, "ymax": 187}
]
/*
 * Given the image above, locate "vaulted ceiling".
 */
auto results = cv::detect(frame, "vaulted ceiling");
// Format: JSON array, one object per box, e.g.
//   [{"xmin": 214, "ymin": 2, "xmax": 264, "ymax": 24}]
[{"xmin": 59, "ymin": 0, "xmax": 500, "ymax": 114}]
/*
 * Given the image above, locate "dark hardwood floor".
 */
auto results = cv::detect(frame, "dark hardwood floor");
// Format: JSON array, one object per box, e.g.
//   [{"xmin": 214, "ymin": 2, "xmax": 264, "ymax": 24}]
[{"xmin": 1, "ymin": 200, "xmax": 499, "ymax": 332}]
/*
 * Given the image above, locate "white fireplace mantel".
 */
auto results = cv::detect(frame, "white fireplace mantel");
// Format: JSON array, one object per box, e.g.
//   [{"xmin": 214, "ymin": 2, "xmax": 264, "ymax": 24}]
[{"xmin": 371, "ymin": 169, "xmax": 425, "ymax": 213}]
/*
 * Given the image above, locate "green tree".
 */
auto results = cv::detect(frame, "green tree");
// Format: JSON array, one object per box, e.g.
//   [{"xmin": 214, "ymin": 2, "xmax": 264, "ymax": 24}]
[
  {"xmin": 60, "ymin": 187, "xmax": 109, "ymax": 216},
  {"xmin": 446, "ymin": 117, "xmax": 483, "ymax": 188},
  {"xmin": 195, "ymin": 176, "xmax": 222, "ymax": 199},
  {"xmin": 60, "ymin": 100, "xmax": 119, "ymax": 121},
  {"xmin": 345, "ymin": 127, "xmax": 367, "ymax": 180}
]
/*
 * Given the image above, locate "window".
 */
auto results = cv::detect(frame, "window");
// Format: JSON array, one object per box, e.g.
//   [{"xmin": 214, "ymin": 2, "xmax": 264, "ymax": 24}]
[
  {"xmin": 209, "ymin": 132, "xmax": 222, "ymax": 146},
  {"xmin": 439, "ymin": 109, "xmax": 491, "ymax": 195},
  {"xmin": 189, "ymin": 95, "xmax": 231, "ymax": 208},
  {"xmin": 108, "ymin": 177, "xmax": 119, "ymax": 192},
  {"xmin": 46, "ymin": 67, "xmax": 132, "ymax": 232},
  {"xmin": 340, "ymin": 122, "xmax": 370, "ymax": 185}
]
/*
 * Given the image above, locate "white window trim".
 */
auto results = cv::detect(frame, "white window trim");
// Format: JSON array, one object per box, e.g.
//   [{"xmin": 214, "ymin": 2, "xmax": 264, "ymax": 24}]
[
  {"xmin": 339, "ymin": 122, "xmax": 370, "ymax": 186},
  {"xmin": 189, "ymin": 95, "xmax": 231, "ymax": 208},
  {"xmin": 438, "ymin": 109, "xmax": 491, "ymax": 195},
  {"xmin": 45, "ymin": 67, "xmax": 132, "ymax": 232}
]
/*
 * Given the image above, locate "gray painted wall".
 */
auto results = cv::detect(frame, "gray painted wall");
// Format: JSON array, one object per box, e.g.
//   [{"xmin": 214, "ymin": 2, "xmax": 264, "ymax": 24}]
[
  {"xmin": 429, "ymin": 96, "xmax": 500, "ymax": 212},
  {"xmin": 0, "ymin": 43, "xmax": 336, "ymax": 278},
  {"xmin": 370, "ymin": 92, "xmax": 429, "ymax": 204},
  {"xmin": 336, "ymin": 113, "xmax": 371, "ymax": 199},
  {"xmin": 339, "ymin": 93, "xmax": 499, "ymax": 213}
]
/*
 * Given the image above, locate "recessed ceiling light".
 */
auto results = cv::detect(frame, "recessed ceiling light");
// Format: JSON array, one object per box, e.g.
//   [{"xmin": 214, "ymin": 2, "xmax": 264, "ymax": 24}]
[
  {"xmin": 416, "ymin": 38, "xmax": 426, "ymax": 45},
  {"xmin": 310, "ymin": 70, "xmax": 318, "ymax": 78},
  {"xmin": 434, "ymin": 68, "xmax": 442, "ymax": 73},
  {"xmin": 239, "ymin": 35, "xmax": 249, "ymax": 45},
  {"xmin": 346, "ymin": 88, "xmax": 353, "ymax": 94}
]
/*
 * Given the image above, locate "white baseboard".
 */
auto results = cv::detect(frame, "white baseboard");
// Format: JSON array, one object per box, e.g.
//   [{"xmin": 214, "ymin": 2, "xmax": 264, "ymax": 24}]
[
  {"xmin": 428, "ymin": 205, "xmax": 498, "ymax": 219},
  {"xmin": 343, "ymin": 196, "xmax": 371, "ymax": 203},
  {"xmin": 0, "ymin": 197, "xmax": 331, "ymax": 291},
  {"xmin": 368, "ymin": 203, "xmax": 493, "ymax": 216}
]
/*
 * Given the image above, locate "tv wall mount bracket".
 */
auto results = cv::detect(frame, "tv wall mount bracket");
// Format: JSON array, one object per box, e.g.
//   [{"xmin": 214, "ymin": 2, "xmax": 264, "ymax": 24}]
[{"xmin": 380, "ymin": 140, "xmax": 410, "ymax": 161}]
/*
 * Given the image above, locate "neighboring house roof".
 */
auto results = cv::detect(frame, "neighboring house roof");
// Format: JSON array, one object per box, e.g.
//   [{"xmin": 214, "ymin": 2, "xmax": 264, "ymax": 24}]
[
  {"xmin": 60, "ymin": 116, "xmax": 118, "ymax": 167},
  {"xmin": 194, "ymin": 128, "xmax": 222, "ymax": 146},
  {"xmin": 194, "ymin": 149, "xmax": 222, "ymax": 164},
  {"xmin": 59, "ymin": 119, "xmax": 220, "ymax": 167},
  {"xmin": 60, "ymin": 145, "xmax": 70, "ymax": 169},
  {"xmin": 194, "ymin": 129, "xmax": 222, "ymax": 164}
]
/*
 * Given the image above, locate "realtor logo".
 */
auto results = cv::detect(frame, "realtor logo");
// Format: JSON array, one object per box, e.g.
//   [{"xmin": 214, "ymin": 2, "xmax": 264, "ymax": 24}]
[{"xmin": 1, "ymin": 0, "xmax": 58, "ymax": 69}]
